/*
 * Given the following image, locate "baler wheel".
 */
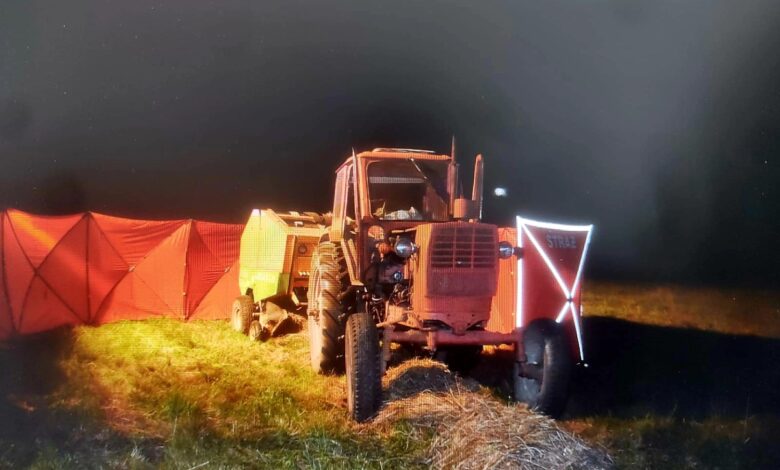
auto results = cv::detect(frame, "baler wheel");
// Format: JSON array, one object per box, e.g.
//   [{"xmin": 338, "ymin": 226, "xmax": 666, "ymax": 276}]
[
  {"xmin": 308, "ymin": 241, "xmax": 348, "ymax": 374},
  {"xmin": 248, "ymin": 320, "xmax": 262, "ymax": 341},
  {"xmin": 345, "ymin": 311, "xmax": 382, "ymax": 422},
  {"xmin": 513, "ymin": 320, "xmax": 572, "ymax": 418},
  {"xmin": 231, "ymin": 295, "xmax": 254, "ymax": 335}
]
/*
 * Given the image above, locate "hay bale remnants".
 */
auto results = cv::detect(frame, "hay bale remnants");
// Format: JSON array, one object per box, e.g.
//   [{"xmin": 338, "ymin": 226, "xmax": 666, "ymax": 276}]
[
  {"xmin": 383, "ymin": 358, "xmax": 482, "ymax": 400},
  {"xmin": 375, "ymin": 359, "xmax": 612, "ymax": 470}
]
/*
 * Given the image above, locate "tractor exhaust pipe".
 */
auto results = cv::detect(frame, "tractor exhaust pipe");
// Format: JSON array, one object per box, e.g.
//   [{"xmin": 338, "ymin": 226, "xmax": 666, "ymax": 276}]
[
  {"xmin": 472, "ymin": 154, "xmax": 484, "ymax": 221},
  {"xmin": 448, "ymin": 136, "xmax": 458, "ymax": 214}
]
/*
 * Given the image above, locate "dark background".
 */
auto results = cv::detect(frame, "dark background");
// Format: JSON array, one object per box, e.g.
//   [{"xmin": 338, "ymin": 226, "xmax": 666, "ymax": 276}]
[{"xmin": 1, "ymin": 0, "xmax": 778, "ymax": 286}]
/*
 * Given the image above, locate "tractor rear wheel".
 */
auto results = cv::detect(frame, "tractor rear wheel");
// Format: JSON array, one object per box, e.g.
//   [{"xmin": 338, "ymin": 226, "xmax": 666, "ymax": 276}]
[
  {"xmin": 308, "ymin": 241, "xmax": 348, "ymax": 374},
  {"xmin": 345, "ymin": 311, "xmax": 382, "ymax": 422},
  {"xmin": 513, "ymin": 320, "xmax": 572, "ymax": 418},
  {"xmin": 231, "ymin": 295, "xmax": 254, "ymax": 334}
]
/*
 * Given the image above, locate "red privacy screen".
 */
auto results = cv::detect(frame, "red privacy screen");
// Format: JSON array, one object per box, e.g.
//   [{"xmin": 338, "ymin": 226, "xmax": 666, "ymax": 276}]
[{"xmin": 0, "ymin": 210, "xmax": 243, "ymax": 339}]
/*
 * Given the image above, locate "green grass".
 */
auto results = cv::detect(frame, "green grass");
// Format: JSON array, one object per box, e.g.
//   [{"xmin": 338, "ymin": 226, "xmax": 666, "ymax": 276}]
[
  {"xmin": 1, "ymin": 320, "xmax": 430, "ymax": 469},
  {"xmin": 583, "ymin": 281, "xmax": 780, "ymax": 338},
  {"xmin": 61, "ymin": 320, "xmax": 348, "ymax": 439}
]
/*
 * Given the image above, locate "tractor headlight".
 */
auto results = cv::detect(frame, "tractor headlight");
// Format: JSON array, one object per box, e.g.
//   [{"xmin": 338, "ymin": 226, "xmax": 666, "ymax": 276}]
[
  {"xmin": 394, "ymin": 237, "xmax": 418, "ymax": 258},
  {"xmin": 498, "ymin": 241, "xmax": 515, "ymax": 259}
]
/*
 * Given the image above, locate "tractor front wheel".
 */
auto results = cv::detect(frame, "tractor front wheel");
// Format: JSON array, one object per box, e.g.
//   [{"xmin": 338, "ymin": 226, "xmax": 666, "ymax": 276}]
[
  {"xmin": 345, "ymin": 311, "xmax": 382, "ymax": 422},
  {"xmin": 231, "ymin": 295, "xmax": 254, "ymax": 334},
  {"xmin": 513, "ymin": 320, "xmax": 572, "ymax": 418}
]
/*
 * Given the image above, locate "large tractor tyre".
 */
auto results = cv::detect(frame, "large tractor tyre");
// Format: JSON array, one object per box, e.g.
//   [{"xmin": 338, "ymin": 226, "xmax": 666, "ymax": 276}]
[
  {"xmin": 436, "ymin": 345, "xmax": 483, "ymax": 374},
  {"xmin": 231, "ymin": 295, "xmax": 254, "ymax": 334},
  {"xmin": 513, "ymin": 320, "xmax": 573, "ymax": 418},
  {"xmin": 308, "ymin": 241, "xmax": 348, "ymax": 374},
  {"xmin": 345, "ymin": 311, "xmax": 382, "ymax": 422}
]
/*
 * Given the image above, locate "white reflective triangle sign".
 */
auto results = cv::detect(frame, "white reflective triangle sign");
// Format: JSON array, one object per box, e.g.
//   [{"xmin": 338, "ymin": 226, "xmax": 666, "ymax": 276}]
[{"xmin": 516, "ymin": 216, "xmax": 593, "ymax": 361}]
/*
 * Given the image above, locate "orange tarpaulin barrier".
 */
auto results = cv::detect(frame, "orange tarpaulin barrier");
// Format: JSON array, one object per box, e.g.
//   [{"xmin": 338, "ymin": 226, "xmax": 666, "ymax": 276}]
[{"xmin": 0, "ymin": 209, "xmax": 243, "ymax": 339}]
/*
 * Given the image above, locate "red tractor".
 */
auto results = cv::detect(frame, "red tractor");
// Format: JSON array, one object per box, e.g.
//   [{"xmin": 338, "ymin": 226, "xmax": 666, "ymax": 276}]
[{"xmin": 307, "ymin": 147, "xmax": 592, "ymax": 421}]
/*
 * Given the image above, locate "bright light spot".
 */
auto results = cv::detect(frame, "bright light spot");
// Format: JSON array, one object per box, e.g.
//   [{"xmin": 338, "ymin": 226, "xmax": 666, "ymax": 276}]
[{"xmin": 493, "ymin": 187, "xmax": 507, "ymax": 197}]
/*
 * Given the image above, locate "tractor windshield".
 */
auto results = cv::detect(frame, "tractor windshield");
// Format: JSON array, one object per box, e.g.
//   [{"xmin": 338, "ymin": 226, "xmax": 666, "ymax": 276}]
[{"xmin": 367, "ymin": 159, "xmax": 450, "ymax": 221}]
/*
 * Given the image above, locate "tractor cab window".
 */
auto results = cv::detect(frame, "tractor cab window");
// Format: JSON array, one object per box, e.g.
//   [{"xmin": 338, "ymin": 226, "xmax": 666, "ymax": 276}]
[
  {"xmin": 332, "ymin": 163, "xmax": 357, "ymax": 240},
  {"xmin": 345, "ymin": 167, "xmax": 357, "ymax": 230},
  {"xmin": 367, "ymin": 159, "xmax": 449, "ymax": 221}
]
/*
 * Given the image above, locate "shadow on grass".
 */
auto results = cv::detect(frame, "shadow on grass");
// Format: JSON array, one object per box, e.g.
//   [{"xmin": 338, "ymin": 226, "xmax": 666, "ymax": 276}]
[
  {"xmin": 471, "ymin": 316, "xmax": 780, "ymax": 420},
  {"xmin": 0, "ymin": 328, "xmax": 161, "ymax": 467},
  {"xmin": 466, "ymin": 316, "xmax": 780, "ymax": 467},
  {"xmin": 0, "ymin": 328, "xmax": 73, "ymax": 433},
  {"xmin": 568, "ymin": 316, "xmax": 780, "ymax": 419},
  {"xmin": 564, "ymin": 317, "xmax": 780, "ymax": 468}
]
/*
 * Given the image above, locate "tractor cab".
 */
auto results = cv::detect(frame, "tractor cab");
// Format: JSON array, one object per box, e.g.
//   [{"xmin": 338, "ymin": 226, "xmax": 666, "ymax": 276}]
[{"xmin": 328, "ymin": 148, "xmax": 490, "ymax": 292}]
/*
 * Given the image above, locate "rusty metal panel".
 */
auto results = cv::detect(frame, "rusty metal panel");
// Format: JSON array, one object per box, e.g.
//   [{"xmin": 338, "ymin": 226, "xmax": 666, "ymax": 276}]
[
  {"xmin": 487, "ymin": 227, "xmax": 517, "ymax": 334},
  {"xmin": 412, "ymin": 222, "xmax": 498, "ymax": 334}
]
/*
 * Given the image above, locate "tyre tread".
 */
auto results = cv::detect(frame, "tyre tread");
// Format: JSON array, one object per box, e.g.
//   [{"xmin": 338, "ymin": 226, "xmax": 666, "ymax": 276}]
[
  {"xmin": 345, "ymin": 311, "xmax": 382, "ymax": 422},
  {"xmin": 308, "ymin": 241, "xmax": 349, "ymax": 373}
]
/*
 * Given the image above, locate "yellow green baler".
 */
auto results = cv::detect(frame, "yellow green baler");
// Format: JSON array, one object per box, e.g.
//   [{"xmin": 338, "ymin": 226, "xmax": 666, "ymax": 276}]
[{"xmin": 239, "ymin": 209, "xmax": 326, "ymax": 306}]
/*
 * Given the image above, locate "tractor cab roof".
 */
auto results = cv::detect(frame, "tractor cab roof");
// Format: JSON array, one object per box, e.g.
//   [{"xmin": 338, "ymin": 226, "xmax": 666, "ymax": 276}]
[
  {"xmin": 337, "ymin": 148, "xmax": 451, "ymax": 171},
  {"xmin": 359, "ymin": 148, "xmax": 451, "ymax": 161}
]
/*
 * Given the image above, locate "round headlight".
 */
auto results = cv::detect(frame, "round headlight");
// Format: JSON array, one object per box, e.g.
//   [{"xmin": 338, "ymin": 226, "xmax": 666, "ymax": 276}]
[
  {"xmin": 498, "ymin": 241, "xmax": 514, "ymax": 259},
  {"xmin": 394, "ymin": 237, "xmax": 418, "ymax": 258}
]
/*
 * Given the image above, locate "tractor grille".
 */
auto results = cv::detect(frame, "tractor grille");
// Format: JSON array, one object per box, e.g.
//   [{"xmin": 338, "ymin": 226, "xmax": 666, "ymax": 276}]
[{"xmin": 431, "ymin": 225, "xmax": 496, "ymax": 269}]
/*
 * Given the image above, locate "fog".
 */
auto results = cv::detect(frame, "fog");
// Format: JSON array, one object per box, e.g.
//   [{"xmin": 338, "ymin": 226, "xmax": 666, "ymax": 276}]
[{"xmin": 1, "ymin": 0, "xmax": 778, "ymax": 285}]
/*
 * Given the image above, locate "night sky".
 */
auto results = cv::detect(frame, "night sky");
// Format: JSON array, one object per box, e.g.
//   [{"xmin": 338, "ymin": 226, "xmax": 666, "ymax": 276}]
[{"xmin": 1, "ymin": 1, "xmax": 778, "ymax": 286}]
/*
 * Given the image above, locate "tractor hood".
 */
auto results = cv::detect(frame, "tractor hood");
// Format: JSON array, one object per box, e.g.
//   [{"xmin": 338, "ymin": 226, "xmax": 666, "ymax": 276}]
[{"xmin": 409, "ymin": 221, "xmax": 499, "ymax": 334}]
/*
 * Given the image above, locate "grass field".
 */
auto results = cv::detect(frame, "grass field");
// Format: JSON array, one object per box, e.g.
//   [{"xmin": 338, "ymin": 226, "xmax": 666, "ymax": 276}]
[
  {"xmin": 571, "ymin": 282, "xmax": 780, "ymax": 469},
  {"xmin": 1, "ymin": 281, "xmax": 779, "ymax": 469},
  {"xmin": 0, "ymin": 322, "xmax": 431, "ymax": 469},
  {"xmin": 583, "ymin": 282, "xmax": 780, "ymax": 339}
]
